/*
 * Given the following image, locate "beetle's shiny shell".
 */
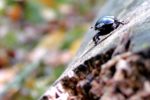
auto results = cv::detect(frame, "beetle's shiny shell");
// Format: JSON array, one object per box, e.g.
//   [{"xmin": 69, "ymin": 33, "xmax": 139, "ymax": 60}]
[{"xmin": 95, "ymin": 16, "xmax": 116, "ymax": 30}]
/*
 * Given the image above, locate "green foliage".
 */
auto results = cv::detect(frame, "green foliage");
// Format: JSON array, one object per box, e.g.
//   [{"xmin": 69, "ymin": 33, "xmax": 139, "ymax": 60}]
[
  {"xmin": 2, "ymin": 32, "xmax": 17, "ymax": 48},
  {"xmin": 5, "ymin": 0, "xmax": 15, "ymax": 5},
  {"xmin": 24, "ymin": 1, "xmax": 43, "ymax": 23},
  {"xmin": 53, "ymin": 65, "xmax": 65, "ymax": 79},
  {"xmin": 56, "ymin": 0, "xmax": 71, "ymax": 4}
]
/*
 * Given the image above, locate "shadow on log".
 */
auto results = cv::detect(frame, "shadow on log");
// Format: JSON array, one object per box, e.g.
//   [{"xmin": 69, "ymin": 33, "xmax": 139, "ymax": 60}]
[{"xmin": 40, "ymin": 0, "xmax": 150, "ymax": 100}]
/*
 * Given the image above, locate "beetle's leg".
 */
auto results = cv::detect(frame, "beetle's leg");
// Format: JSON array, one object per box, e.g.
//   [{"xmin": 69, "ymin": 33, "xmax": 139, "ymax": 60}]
[
  {"xmin": 113, "ymin": 20, "xmax": 125, "ymax": 29},
  {"xmin": 93, "ymin": 36, "xmax": 97, "ymax": 45},
  {"xmin": 93, "ymin": 32, "xmax": 100, "ymax": 45},
  {"xmin": 119, "ymin": 21, "xmax": 125, "ymax": 25},
  {"xmin": 114, "ymin": 18, "xmax": 125, "ymax": 25}
]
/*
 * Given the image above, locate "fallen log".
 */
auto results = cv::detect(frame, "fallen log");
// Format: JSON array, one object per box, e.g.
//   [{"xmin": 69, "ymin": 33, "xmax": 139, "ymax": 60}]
[{"xmin": 40, "ymin": 0, "xmax": 150, "ymax": 99}]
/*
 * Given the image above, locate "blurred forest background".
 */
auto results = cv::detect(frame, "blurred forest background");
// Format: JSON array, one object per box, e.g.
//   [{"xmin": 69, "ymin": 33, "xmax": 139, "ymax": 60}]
[{"xmin": 0, "ymin": 0, "xmax": 105, "ymax": 99}]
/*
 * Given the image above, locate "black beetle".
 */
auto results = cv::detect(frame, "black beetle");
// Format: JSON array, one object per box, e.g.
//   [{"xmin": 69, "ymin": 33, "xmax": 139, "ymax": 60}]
[{"xmin": 93, "ymin": 16, "xmax": 124, "ymax": 45}]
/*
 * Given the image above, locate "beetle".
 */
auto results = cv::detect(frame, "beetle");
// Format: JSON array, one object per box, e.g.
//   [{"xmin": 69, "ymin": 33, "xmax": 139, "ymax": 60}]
[{"xmin": 93, "ymin": 16, "xmax": 124, "ymax": 45}]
